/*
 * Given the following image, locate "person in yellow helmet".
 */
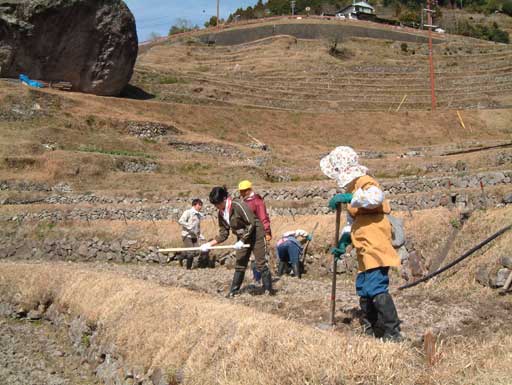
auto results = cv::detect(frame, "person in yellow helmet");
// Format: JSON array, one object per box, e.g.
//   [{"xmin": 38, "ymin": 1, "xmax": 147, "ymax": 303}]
[
  {"xmin": 239, "ymin": 180, "xmax": 272, "ymax": 284},
  {"xmin": 238, "ymin": 180, "xmax": 272, "ymax": 241}
]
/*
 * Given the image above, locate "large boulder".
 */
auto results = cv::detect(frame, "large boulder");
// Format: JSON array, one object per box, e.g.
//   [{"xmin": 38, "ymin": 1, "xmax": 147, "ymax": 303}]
[{"xmin": 0, "ymin": 0, "xmax": 138, "ymax": 96}]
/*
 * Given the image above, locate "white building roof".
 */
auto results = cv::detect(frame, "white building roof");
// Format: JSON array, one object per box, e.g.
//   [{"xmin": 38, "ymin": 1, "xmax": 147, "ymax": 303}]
[{"xmin": 338, "ymin": 1, "xmax": 375, "ymax": 13}]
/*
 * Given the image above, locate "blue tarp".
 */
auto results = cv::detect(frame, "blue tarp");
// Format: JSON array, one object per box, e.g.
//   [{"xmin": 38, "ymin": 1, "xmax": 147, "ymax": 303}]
[{"xmin": 19, "ymin": 74, "xmax": 44, "ymax": 88}]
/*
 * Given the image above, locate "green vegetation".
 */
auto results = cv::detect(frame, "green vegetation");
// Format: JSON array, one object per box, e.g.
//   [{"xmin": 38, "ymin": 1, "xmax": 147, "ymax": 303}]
[
  {"xmin": 504, "ymin": 0, "xmax": 512, "ymax": 15},
  {"xmin": 204, "ymin": 16, "xmax": 225, "ymax": 28},
  {"xmin": 77, "ymin": 146, "xmax": 153, "ymax": 159},
  {"xmin": 228, "ymin": 0, "xmax": 347, "ymax": 21},
  {"xmin": 81, "ymin": 334, "xmax": 91, "ymax": 348},
  {"xmin": 159, "ymin": 76, "xmax": 180, "ymax": 84},
  {"xmin": 178, "ymin": 162, "xmax": 212, "ymax": 174},
  {"xmin": 168, "ymin": 18, "xmax": 199, "ymax": 36},
  {"xmin": 450, "ymin": 218, "xmax": 461, "ymax": 229},
  {"xmin": 448, "ymin": 20, "xmax": 509, "ymax": 43},
  {"xmin": 229, "ymin": 0, "xmax": 510, "ymax": 43},
  {"xmin": 35, "ymin": 221, "xmax": 56, "ymax": 240}
]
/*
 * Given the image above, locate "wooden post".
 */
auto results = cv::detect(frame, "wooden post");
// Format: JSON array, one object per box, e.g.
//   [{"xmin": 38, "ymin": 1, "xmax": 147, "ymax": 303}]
[
  {"xmin": 330, "ymin": 204, "xmax": 342, "ymax": 326},
  {"xmin": 424, "ymin": 329, "xmax": 437, "ymax": 366}
]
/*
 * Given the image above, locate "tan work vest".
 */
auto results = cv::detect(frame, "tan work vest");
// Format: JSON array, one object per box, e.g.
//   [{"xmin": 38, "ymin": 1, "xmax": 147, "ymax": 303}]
[{"xmin": 347, "ymin": 175, "xmax": 400, "ymax": 272}]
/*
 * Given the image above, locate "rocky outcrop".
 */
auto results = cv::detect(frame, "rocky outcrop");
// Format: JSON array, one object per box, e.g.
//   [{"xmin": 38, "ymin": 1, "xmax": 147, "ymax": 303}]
[
  {"xmin": 0, "ymin": 0, "xmax": 138, "ymax": 96},
  {"xmin": 476, "ymin": 256, "xmax": 512, "ymax": 288}
]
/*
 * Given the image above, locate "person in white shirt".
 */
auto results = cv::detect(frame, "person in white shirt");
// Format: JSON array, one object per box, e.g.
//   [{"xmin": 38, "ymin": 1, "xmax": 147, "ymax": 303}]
[{"xmin": 178, "ymin": 198, "xmax": 204, "ymax": 269}]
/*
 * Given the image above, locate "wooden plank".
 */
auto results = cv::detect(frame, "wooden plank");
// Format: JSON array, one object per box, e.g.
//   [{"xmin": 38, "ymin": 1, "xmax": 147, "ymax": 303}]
[{"xmin": 158, "ymin": 244, "xmax": 250, "ymax": 253}]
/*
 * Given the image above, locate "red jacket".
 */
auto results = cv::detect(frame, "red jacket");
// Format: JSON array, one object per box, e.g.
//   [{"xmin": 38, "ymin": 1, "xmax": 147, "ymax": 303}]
[{"xmin": 244, "ymin": 193, "xmax": 271, "ymax": 236}]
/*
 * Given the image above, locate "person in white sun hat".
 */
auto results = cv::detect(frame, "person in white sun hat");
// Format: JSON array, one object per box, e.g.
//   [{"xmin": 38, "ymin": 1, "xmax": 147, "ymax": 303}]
[{"xmin": 321, "ymin": 146, "xmax": 404, "ymax": 342}]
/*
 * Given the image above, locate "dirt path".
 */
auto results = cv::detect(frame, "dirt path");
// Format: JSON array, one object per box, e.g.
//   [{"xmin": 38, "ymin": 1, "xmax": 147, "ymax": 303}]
[{"xmin": 0, "ymin": 316, "xmax": 100, "ymax": 385}]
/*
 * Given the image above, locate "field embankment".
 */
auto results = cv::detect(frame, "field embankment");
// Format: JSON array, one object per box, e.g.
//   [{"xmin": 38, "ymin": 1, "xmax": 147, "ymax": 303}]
[{"xmin": 1, "ymin": 262, "xmax": 511, "ymax": 385}]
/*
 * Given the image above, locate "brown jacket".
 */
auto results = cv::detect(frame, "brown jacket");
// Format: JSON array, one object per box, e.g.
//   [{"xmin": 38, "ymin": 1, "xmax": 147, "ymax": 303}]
[
  {"xmin": 347, "ymin": 175, "xmax": 400, "ymax": 272},
  {"xmin": 215, "ymin": 199, "xmax": 263, "ymax": 244}
]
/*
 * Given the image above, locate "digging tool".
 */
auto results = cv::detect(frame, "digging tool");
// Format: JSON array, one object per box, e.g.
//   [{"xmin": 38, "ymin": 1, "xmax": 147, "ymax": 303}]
[
  {"xmin": 158, "ymin": 244, "xmax": 250, "ymax": 253},
  {"xmin": 399, "ymin": 224, "xmax": 511, "ymax": 290},
  {"xmin": 300, "ymin": 222, "xmax": 319, "ymax": 266},
  {"xmin": 499, "ymin": 270, "xmax": 512, "ymax": 296},
  {"xmin": 330, "ymin": 204, "xmax": 342, "ymax": 326}
]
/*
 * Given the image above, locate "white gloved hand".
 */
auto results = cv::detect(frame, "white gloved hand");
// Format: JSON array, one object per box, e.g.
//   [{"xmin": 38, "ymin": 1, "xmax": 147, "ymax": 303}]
[
  {"xmin": 200, "ymin": 243, "xmax": 211, "ymax": 253},
  {"xmin": 199, "ymin": 234, "xmax": 205, "ymax": 241},
  {"xmin": 233, "ymin": 240, "xmax": 245, "ymax": 250}
]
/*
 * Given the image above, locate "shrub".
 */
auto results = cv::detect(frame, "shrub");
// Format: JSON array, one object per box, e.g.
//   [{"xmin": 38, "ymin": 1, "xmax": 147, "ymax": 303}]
[
  {"xmin": 503, "ymin": 0, "xmax": 512, "ymax": 16},
  {"xmin": 399, "ymin": 10, "xmax": 420, "ymax": 24},
  {"xmin": 400, "ymin": 42, "xmax": 408, "ymax": 53},
  {"xmin": 452, "ymin": 19, "xmax": 509, "ymax": 43}
]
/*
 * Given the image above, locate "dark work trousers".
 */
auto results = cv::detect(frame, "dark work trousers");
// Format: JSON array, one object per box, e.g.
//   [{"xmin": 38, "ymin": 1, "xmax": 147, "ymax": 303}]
[
  {"xmin": 276, "ymin": 240, "xmax": 302, "ymax": 265},
  {"xmin": 235, "ymin": 224, "xmax": 267, "ymax": 273},
  {"xmin": 182, "ymin": 236, "xmax": 198, "ymax": 269}
]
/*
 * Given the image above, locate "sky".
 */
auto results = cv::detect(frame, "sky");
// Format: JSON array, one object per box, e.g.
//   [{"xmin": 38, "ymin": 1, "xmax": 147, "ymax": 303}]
[{"xmin": 124, "ymin": 0, "xmax": 257, "ymax": 42}]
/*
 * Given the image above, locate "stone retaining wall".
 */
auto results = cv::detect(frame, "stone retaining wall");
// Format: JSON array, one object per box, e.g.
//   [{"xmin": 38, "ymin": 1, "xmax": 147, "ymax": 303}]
[
  {"xmin": 1, "ymin": 188, "xmax": 509, "ymax": 223},
  {"xmin": 0, "ymin": 238, "xmax": 164, "ymax": 265},
  {"xmin": 0, "ymin": 170, "xmax": 510, "ymax": 222},
  {"xmin": 200, "ymin": 23, "xmax": 443, "ymax": 46}
]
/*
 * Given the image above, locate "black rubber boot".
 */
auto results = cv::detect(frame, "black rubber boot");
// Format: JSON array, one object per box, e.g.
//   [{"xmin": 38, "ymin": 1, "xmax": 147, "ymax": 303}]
[
  {"xmin": 277, "ymin": 260, "xmax": 287, "ymax": 276},
  {"xmin": 359, "ymin": 297, "xmax": 378, "ymax": 337},
  {"xmin": 226, "ymin": 271, "xmax": 245, "ymax": 298},
  {"xmin": 292, "ymin": 263, "xmax": 301, "ymax": 279},
  {"xmin": 373, "ymin": 292, "xmax": 404, "ymax": 342},
  {"xmin": 186, "ymin": 255, "xmax": 194, "ymax": 270},
  {"xmin": 261, "ymin": 268, "xmax": 275, "ymax": 295}
]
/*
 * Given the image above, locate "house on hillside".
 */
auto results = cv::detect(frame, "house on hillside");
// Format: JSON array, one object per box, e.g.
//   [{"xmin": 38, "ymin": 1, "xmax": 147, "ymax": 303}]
[{"xmin": 336, "ymin": 1, "xmax": 375, "ymax": 20}]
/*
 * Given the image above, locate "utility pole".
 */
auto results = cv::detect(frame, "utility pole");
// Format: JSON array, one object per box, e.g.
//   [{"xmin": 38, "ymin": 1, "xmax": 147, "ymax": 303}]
[
  {"xmin": 424, "ymin": 0, "xmax": 437, "ymax": 110},
  {"xmin": 291, "ymin": 0, "xmax": 296, "ymax": 16},
  {"xmin": 217, "ymin": 0, "xmax": 220, "ymax": 28}
]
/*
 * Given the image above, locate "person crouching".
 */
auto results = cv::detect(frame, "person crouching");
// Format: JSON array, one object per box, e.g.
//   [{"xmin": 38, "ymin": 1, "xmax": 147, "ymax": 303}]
[
  {"xmin": 276, "ymin": 229, "xmax": 311, "ymax": 279},
  {"xmin": 201, "ymin": 186, "xmax": 274, "ymax": 297}
]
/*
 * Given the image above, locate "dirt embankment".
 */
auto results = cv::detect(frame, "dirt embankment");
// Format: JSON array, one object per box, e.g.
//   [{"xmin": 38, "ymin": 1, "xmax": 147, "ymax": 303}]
[{"xmin": 1, "ymin": 261, "xmax": 511, "ymax": 385}]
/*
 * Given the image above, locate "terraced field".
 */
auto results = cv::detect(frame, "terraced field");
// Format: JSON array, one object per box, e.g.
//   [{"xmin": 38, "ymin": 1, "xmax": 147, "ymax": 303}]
[
  {"xmin": 135, "ymin": 21, "xmax": 512, "ymax": 111},
  {"xmin": 1, "ymin": 18, "xmax": 511, "ymax": 385}
]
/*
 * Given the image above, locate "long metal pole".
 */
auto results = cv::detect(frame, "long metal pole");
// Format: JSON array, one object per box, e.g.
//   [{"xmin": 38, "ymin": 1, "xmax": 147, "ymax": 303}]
[
  {"xmin": 330, "ymin": 204, "xmax": 342, "ymax": 326},
  {"xmin": 427, "ymin": 0, "xmax": 437, "ymax": 111}
]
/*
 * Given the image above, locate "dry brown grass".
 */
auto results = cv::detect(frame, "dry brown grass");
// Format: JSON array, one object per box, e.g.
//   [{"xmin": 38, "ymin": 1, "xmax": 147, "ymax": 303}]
[
  {"xmin": 429, "ymin": 205, "xmax": 512, "ymax": 297},
  {"xmin": 0, "ymin": 262, "xmax": 511, "ymax": 385},
  {"xmin": 1, "ymin": 82, "xmax": 511, "ymax": 194}
]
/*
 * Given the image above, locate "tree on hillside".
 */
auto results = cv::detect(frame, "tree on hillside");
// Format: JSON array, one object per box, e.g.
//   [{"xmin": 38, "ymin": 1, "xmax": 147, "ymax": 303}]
[
  {"xmin": 204, "ymin": 16, "xmax": 226, "ymax": 28},
  {"xmin": 168, "ymin": 18, "xmax": 198, "ymax": 36},
  {"xmin": 148, "ymin": 32, "xmax": 162, "ymax": 42}
]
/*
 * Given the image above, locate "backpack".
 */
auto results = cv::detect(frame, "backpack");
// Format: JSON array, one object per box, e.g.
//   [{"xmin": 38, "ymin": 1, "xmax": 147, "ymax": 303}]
[{"xmin": 387, "ymin": 215, "xmax": 406, "ymax": 248}]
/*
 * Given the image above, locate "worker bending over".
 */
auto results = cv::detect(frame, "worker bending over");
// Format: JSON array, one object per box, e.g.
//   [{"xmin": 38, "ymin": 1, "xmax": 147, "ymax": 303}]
[
  {"xmin": 321, "ymin": 146, "xmax": 403, "ymax": 342},
  {"xmin": 276, "ymin": 229, "xmax": 311, "ymax": 279},
  {"xmin": 239, "ymin": 179, "xmax": 272, "ymax": 283},
  {"xmin": 178, "ymin": 198, "xmax": 204, "ymax": 270},
  {"xmin": 201, "ymin": 186, "xmax": 274, "ymax": 297}
]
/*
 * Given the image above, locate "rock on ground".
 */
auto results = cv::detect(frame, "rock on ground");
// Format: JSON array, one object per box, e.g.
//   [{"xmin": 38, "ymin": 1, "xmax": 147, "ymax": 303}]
[{"xmin": 0, "ymin": 0, "xmax": 138, "ymax": 96}]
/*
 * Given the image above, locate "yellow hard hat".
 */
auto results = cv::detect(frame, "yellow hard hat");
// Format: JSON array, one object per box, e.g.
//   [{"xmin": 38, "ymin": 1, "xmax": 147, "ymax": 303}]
[{"xmin": 238, "ymin": 180, "xmax": 252, "ymax": 191}]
